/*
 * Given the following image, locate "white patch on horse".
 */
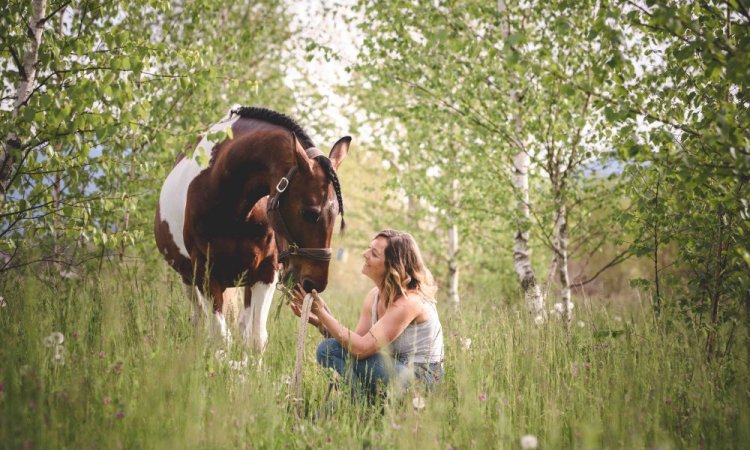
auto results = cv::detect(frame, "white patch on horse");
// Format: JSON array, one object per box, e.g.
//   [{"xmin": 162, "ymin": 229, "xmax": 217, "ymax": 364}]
[
  {"xmin": 193, "ymin": 112, "xmax": 239, "ymax": 168},
  {"xmin": 239, "ymin": 272, "xmax": 278, "ymax": 352},
  {"xmin": 158, "ymin": 110, "xmax": 240, "ymax": 259},
  {"xmin": 213, "ymin": 310, "xmax": 231, "ymax": 344},
  {"xmin": 187, "ymin": 285, "xmax": 211, "ymax": 325}
]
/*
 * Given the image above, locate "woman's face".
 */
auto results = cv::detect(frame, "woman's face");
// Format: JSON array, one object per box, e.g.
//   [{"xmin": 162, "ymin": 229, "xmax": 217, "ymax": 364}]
[{"xmin": 361, "ymin": 237, "xmax": 388, "ymax": 283}]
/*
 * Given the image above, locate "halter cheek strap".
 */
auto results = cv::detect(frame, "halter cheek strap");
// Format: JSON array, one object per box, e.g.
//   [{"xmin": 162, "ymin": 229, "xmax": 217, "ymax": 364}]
[{"xmin": 266, "ymin": 147, "xmax": 333, "ymax": 263}]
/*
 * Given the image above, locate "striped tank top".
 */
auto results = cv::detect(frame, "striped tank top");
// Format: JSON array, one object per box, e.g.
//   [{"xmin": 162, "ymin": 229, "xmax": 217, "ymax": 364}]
[{"xmin": 371, "ymin": 289, "xmax": 444, "ymax": 364}]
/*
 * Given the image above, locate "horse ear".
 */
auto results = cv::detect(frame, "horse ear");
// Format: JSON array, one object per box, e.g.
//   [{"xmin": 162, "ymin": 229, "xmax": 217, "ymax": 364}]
[
  {"xmin": 329, "ymin": 136, "xmax": 351, "ymax": 170},
  {"xmin": 292, "ymin": 133, "xmax": 313, "ymax": 174}
]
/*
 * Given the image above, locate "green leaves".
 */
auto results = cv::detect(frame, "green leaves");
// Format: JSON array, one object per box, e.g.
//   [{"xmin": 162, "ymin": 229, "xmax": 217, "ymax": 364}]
[{"xmin": 0, "ymin": 0, "xmax": 293, "ymax": 272}]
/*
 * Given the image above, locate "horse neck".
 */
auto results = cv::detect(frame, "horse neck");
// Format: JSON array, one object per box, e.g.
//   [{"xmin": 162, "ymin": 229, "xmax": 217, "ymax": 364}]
[{"xmin": 207, "ymin": 134, "xmax": 296, "ymax": 210}]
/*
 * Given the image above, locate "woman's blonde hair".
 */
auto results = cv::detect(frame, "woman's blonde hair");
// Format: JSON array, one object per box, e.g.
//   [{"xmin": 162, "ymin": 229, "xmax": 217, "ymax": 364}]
[{"xmin": 375, "ymin": 229, "xmax": 437, "ymax": 308}]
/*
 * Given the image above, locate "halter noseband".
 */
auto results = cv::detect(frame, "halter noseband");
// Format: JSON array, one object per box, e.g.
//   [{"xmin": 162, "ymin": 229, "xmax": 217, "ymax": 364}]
[{"xmin": 267, "ymin": 147, "xmax": 333, "ymax": 263}]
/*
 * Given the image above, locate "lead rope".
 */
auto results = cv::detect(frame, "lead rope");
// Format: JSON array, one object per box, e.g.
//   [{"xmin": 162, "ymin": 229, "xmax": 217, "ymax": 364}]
[{"xmin": 290, "ymin": 293, "xmax": 314, "ymax": 419}]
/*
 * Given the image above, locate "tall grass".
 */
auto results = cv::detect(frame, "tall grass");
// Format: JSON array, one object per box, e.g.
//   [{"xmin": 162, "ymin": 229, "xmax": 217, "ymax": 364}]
[{"xmin": 1, "ymin": 262, "xmax": 748, "ymax": 449}]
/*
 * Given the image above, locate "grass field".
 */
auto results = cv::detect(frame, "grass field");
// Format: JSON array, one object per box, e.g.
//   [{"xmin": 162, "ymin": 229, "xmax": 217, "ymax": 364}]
[{"xmin": 1, "ymin": 261, "xmax": 748, "ymax": 449}]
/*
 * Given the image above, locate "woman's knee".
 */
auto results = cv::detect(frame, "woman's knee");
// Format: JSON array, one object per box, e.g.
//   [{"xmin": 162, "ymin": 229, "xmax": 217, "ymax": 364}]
[{"xmin": 316, "ymin": 338, "xmax": 343, "ymax": 367}]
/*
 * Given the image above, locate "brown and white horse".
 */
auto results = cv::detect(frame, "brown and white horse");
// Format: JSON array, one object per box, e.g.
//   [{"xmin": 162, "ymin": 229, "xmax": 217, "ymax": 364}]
[{"xmin": 154, "ymin": 106, "xmax": 349, "ymax": 351}]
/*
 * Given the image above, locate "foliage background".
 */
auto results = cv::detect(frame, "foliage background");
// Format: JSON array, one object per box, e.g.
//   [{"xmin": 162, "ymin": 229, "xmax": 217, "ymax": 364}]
[{"xmin": 0, "ymin": 0, "xmax": 748, "ymax": 448}]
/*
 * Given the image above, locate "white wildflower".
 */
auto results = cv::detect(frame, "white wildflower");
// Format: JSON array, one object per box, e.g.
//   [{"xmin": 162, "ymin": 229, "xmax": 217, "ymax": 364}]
[
  {"xmin": 577, "ymin": 320, "xmax": 585, "ymax": 328},
  {"xmin": 461, "ymin": 338, "xmax": 472, "ymax": 351},
  {"xmin": 51, "ymin": 332, "xmax": 64, "ymax": 345},
  {"xmin": 554, "ymin": 302, "xmax": 574, "ymax": 313},
  {"xmin": 520, "ymin": 434, "xmax": 538, "ymax": 449},
  {"xmin": 0, "ymin": 296, "xmax": 6, "ymax": 308},
  {"xmin": 534, "ymin": 315, "xmax": 544, "ymax": 326},
  {"xmin": 228, "ymin": 356, "xmax": 248, "ymax": 371},
  {"xmin": 44, "ymin": 332, "xmax": 64, "ymax": 347},
  {"xmin": 53, "ymin": 347, "xmax": 65, "ymax": 366},
  {"xmin": 412, "ymin": 394, "xmax": 426, "ymax": 410},
  {"xmin": 214, "ymin": 349, "xmax": 227, "ymax": 363},
  {"xmin": 614, "ymin": 315, "xmax": 622, "ymax": 322}
]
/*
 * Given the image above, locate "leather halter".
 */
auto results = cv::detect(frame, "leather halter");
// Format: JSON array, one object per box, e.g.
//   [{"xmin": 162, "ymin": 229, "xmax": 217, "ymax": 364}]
[{"xmin": 267, "ymin": 147, "xmax": 333, "ymax": 263}]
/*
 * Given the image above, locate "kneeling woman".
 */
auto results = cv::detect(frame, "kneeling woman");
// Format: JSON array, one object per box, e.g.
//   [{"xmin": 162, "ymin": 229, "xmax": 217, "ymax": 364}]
[{"xmin": 291, "ymin": 229, "xmax": 444, "ymax": 398}]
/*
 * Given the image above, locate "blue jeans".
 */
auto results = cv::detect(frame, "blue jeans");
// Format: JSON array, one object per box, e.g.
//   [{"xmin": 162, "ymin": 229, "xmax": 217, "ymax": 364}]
[{"xmin": 316, "ymin": 338, "xmax": 443, "ymax": 398}]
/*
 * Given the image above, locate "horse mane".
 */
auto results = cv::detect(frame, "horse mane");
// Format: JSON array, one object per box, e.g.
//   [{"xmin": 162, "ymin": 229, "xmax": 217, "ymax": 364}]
[
  {"xmin": 231, "ymin": 106, "xmax": 316, "ymax": 149},
  {"xmin": 230, "ymin": 105, "xmax": 346, "ymax": 232}
]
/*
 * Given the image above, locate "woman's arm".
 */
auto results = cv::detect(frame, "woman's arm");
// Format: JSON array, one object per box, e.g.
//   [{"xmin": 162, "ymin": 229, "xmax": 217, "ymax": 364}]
[
  {"xmin": 353, "ymin": 287, "xmax": 377, "ymax": 335},
  {"xmin": 313, "ymin": 293, "xmax": 420, "ymax": 359}
]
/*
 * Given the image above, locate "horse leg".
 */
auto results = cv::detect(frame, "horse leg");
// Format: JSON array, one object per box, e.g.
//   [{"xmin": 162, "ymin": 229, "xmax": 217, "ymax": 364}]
[
  {"xmin": 238, "ymin": 285, "xmax": 255, "ymax": 347},
  {"xmin": 208, "ymin": 278, "xmax": 231, "ymax": 344},
  {"xmin": 185, "ymin": 284, "xmax": 210, "ymax": 326},
  {"xmin": 248, "ymin": 271, "xmax": 278, "ymax": 353}
]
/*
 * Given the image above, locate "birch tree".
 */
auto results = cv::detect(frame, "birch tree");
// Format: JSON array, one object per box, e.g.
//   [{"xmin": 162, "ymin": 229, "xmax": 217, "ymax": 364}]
[{"xmin": 353, "ymin": 0, "xmax": 624, "ymax": 321}]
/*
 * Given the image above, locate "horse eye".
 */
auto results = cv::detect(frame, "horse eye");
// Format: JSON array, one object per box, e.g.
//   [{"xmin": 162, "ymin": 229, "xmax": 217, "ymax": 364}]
[{"xmin": 301, "ymin": 208, "xmax": 321, "ymax": 223}]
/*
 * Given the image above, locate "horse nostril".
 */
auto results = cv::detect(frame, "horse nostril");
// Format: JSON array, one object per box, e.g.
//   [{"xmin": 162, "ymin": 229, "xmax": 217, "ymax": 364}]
[{"xmin": 302, "ymin": 279, "xmax": 315, "ymax": 293}]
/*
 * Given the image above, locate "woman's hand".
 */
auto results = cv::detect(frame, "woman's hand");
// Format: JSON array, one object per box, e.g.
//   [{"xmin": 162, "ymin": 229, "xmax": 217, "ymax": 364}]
[
  {"xmin": 290, "ymin": 284, "xmax": 332, "ymax": 337},
  {"xmin": 289, "ymin": 299, "xmax": 321, "ymax": 327},
  {"xmin": 292, "ymin": 284, "xmax": 328, "ymax": 316}
]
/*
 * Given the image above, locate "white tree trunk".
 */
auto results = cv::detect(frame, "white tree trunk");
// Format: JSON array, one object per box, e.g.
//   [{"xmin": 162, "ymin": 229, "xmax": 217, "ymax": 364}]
[
  {"xmin": 13, "ymin": 0, "xmax": 47, "ymax": 113},
  {"xmin": 447, "ymin": 178, "xmax": 460, "ymax": 306},
  {"xmin": 554, "ymin": 203, "xmax": 572, "ymax": 328},
  {"xmin": 448, "ymin": 222, "xmax": 460, "ymax": 306},
  {"xmin": 1, "ymin": 0, "xmax": 48, "ymax": 205},
  {"xmin": 513, "ymin": 151, "xmax": 545, "ymax": 316},
  {"xmin": 498, "ymin": 0, "xmax": 544, "ymax": 318}
]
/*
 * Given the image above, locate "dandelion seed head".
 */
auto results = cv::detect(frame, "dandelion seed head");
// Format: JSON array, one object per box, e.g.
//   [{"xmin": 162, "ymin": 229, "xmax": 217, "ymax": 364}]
[
  {"xmin": 534, "ymin": 315, "xmax": 544, "ymax": 326},
  {"xmin": 577, "ymin": 320, "xmax": 585, "ymax": 328},
  {"xmin": 0, "ymin": 296, "xmax": 6, "ymax": 308},
  {"xmin": 51, "ymin": 332, "xmax": 64, "ymax": 345},
  {"xmin": 461, "ymin": 338, "xmax": 472, "ymax": 351},
  {"xmin": 412, "ymin": 394, "xmax": 426, "ymax": 410},
  {"xmin": 214, "ymin": 349, "xmax": 227, "ymax": 363},
  {"xmin": 520, "ymin": 434, "xmax": 538, "ymax": 449}
]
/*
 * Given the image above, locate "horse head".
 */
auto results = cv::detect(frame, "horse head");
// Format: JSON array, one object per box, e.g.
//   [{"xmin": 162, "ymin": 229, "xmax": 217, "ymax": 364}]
[{"xmin": 267, "ymin": 134, "xmax": 350, "ymax": 293}]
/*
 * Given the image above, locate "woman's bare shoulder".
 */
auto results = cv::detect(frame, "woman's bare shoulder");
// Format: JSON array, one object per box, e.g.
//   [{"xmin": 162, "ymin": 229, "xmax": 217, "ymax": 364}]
[{"xmin": 392, "ymin": 291, "xmax": 425, "ymax": 309}]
